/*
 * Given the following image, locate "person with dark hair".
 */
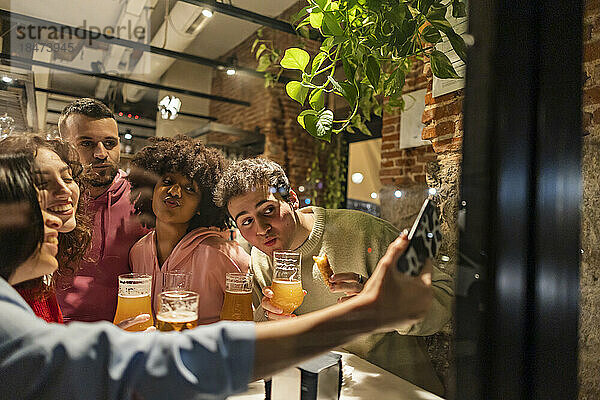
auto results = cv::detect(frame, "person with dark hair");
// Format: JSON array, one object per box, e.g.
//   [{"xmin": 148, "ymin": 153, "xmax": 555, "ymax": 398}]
[
  {"xmin": 0, "ymin": 151, "xmax": 435, "ymax": 399},
  {"xmin": 56, "ymin": 98, "xmax": 148, "ymax": 323},
  {"xmin": 128, "ymin": 136, "xmax": 249, "ymax": 324},
  {"xmin": 0, "ymin": 134, "xmax": 92, "ymax": 323},
  {"xmin": 214, "ymin": 157, "xmax": 454, "ymax": 396}
]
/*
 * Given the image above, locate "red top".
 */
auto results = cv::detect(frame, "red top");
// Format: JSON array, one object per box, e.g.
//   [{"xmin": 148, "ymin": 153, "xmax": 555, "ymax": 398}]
[{"xmin": 16, "ymin": 286, "xmax": 64, "ymax": 323}]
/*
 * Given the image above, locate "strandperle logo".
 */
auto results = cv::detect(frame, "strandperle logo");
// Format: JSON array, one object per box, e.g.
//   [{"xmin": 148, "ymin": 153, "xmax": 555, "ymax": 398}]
[{"xmin": 14, "ymin": 19, "xmax": 147, "ymax": 46}]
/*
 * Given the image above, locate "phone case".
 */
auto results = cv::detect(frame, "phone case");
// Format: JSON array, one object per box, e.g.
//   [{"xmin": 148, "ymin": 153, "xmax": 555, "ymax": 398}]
[{"xmin": 396, "ymin": 199, "xmax": 442, "ymax": 276}]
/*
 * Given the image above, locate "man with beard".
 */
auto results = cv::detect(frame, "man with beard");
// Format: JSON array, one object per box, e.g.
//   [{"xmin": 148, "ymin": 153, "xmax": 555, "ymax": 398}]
[{"xmin": 55, "ymin": 98, "xmax": 148, "ymax": 322}]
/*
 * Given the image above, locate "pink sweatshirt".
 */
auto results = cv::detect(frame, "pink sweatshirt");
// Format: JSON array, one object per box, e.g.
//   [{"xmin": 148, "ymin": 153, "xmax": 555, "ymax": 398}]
[
  {"xmin": 56, "ymin": 170, "xmax": 149, "ymax": 322},
  {"xmin": 129, "ymin": 227, "xmax": 250, "ymax": 325}
]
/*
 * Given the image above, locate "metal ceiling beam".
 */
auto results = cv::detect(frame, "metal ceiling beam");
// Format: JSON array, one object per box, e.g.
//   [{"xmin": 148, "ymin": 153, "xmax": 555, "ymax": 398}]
[
  {"xmin": 0, "ymin": 9, "xmax": 277, "ymax": 81},
  {"xmin": 182, "ymin": 0, "xmax": 297, "ymax": 35},
  {"xmin": 2, "ymin": 53, "xmax": 250, "ymax": 106},
  {"xmin": 35, "ymin": 87, "xmax": 218, "ymax": 121}
]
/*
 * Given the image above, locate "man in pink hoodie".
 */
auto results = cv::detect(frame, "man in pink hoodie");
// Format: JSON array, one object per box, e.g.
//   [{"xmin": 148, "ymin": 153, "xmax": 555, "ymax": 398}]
[{"xmin": 55, "ymin": 98, "xmax": 148, "ymax": 322}]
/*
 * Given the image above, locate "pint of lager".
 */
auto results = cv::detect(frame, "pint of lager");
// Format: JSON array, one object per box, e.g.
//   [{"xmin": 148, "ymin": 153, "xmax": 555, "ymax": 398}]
[
  {"xmin": 113, "ymin": 273, "xmax": 154, "ymax": 331},
  {"xmin": 220, "ymin": 272, "xmax": 253, "ymax": 321},
  {"xmin": 271, "ymin": 251, "xmax": 304, "ymax": 314},
  {"xmin": 156, "ymin": 291, "xmax": 199, "ymax": 332}
]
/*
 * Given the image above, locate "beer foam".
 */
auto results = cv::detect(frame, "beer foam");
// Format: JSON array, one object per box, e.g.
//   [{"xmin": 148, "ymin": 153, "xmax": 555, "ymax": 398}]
[{"xmin": 157, "ymin": 310, "xmax": 197, "ymax": 323}]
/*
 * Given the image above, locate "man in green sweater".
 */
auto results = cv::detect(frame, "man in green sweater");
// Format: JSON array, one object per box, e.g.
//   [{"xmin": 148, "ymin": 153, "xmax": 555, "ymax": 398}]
[{"xmin": 214, "ymin": 157, "xmax": 453, "ymax": 396}]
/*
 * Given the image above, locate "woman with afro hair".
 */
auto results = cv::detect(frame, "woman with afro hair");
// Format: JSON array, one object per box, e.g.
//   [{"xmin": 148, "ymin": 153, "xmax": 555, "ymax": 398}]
[{"xmin": 127, "ymin": 136, "xmax": 249, "ymax": 325}]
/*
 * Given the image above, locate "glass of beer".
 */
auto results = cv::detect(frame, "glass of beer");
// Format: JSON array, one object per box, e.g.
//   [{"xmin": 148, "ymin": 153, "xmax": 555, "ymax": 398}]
[
  {"xmin": 113, "ymin": 273, "xmax": 154, "ymax": 332},
  {"xmin": 162, "ymin": 271, "xmax": 191, "ymax": 291},
  {"xmin": 271, "ymin": 251, "xmax": 304, "ymax": 314},
  {"xmin": 156, "ymin": 291, "xmax": 199, "ymax": 332},
  {"xmin": 220, "ymin": 272, "xmax": 254, "ymax": 321}
]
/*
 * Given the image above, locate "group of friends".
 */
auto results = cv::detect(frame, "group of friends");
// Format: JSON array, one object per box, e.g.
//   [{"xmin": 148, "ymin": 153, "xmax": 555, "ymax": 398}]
[{"xmin": 0, "ymin": 98, "xmax": 454, "ymax": 399}]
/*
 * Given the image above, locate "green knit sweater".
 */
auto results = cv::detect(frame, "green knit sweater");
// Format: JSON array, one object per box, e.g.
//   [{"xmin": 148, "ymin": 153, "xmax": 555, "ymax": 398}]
[{"xmin": 251, "ymin": 206, "xmax": 454, "ymax": 396}]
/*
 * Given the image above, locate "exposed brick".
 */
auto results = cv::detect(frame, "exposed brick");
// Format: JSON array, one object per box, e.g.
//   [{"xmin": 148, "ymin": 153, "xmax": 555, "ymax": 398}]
[
  {"xmin": 586, "ymin": 0, "xmax": 600, "ymax": 15},
  {"xmin": 586, "ymin": 110, "xmax": 594, "ymax": 126},
  {"xmin": 422, "ymin": 121, "xmax": 456, "ymax": 140},
  {"xmin": 380, "ymin": 167, "xmax": 404, "ymax": 176},
  {"xmin": 395, "ymin": 158, "xmax": 416, "ymax": 167},
  {"xmin": 417, "ymin": 153, "xmax": 437, "ymax": 163},
  {"xmin": 382, "ymin": 124, "xmax": 398, "ymax": 134},
  {"xmin": 381, "ymin": 142, "xmax": 397, "ymax": 151},
  {"xmin": 408, "ymin": 164, "xmax": 426, "ymax": 174},
  {"xmin": 381, "ymin": 177, "xmax": 394, "ymax": 185},
  {"xmin": 584, "ymin": 40, "xmax": 600, "ymax": 62},
  {"xmin": 584, "ymin": 86, "xmax": 600, "ymax": 105},
  {"xmin": 381, "ymin": 150, "xmax": 404, "ymax": 158},
  {"xmin": 412, "ymin": 174, "xmax": 427, "ymax": 183},
  {"xmin": 381, "ymin": 160, "xmax": 394, "ymax": 168},
  {"xmin": 422, "ymin": 108, "xmax": 434, "ymax": 124},
  {"xmin": 432, "ymin": 137, "xmax": 463, "ymax": 153},
  {"xmin": 393, "ymin": 176, "xmax": 414, "ymax": 185}
]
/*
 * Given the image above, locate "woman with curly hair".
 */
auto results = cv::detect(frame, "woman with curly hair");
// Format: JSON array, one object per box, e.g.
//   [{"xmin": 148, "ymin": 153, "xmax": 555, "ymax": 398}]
[
  {"xmin": 128, "ymin": 136, "xmax": 250, "ymax": 324},
  {"xmin": 0, "ymin": 134, "xmax": 92, "ymax": 322}
]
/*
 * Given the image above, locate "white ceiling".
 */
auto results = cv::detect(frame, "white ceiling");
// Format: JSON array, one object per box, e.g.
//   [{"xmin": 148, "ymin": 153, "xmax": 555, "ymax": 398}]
[{"xmin": 1, "ymin": 0, "xmax": 298, "ymax": 135}]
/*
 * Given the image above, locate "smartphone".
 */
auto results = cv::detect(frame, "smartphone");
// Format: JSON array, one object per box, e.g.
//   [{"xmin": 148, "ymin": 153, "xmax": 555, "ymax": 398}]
[{"xmin": 396, "ymin": 198, "xmax": 442, "ymax": 276}]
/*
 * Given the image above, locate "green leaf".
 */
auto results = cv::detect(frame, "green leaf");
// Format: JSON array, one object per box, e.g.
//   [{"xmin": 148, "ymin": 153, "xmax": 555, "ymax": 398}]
[
  {"xmin": 452, "ymin": 1, "xmax": 467, "ymax": 18},
  {"xmin": 286, "ymin": 81, "xmax": 310, "ymax": 104},
  {"xmin": 417, "ymin": 0, "xmax": 435, "ymax": 14},
  {"xmin": 256, "ymin": 54, "xmax": 271, "ymax": 72},
  {"xmin": 385, "ymin": 5, "xmax": 407, "ymax": 27},
  {"xmin": 421, "ymin": 25, "xmax": 442, "ymax": 44},
  {"xmin": 365, "ymin": 55, "xmax": 380, "ymax": 89},
  {"xmin": 339, "ymin": 81, "xmax": 358, "ymax": 106},
  {"xmin": 297, "ymin": 109, "xmax": 318, "ymax": 129},
  {"xmin": 309, "ymin": 89, "xmax": 325, "ymax": 110},
  {"xmin": 313, "ymin": 0, "xmax": 328, "ymax": 9},
  {"xmin": 384, "ymin": 68, "xmax": 406, "ymax": 96},
  {"xmin": 320, "ymin": 37, "xmax": 335, "ymax": 52},
  {"xmin": 251, "ymin": 39, "xmax": 259, "ymax": 53},
  {"xmin": 305, "ymin": 109, "xmax": 334, "ymax": 142},
  {"xmin": 311, "ymin": 52, "xmax": 328, "ymax": 75},
  {"xmin": 327, "ymin": 75, "xmax": 343, "ymax": 94},
  {"xmin": 290, "ymin": 5, "xmax": 311, "ymax": 25},
  {"xmin": 446, "ymin": 29, "xmax": 467, "ymax": 63},
  {"xmin": 429, "ymin": 50, "xmax": 461, "ymax": 79},
  {"xmin": 280, "ymin": 48, "xmax": 310, "ymax": 71},
  {"xmin": 342, "ymin": 57, "xmax": 356, "ymax": 81},
  {"xmin": 310, "ymin": 12, "xmax": 324, "ymax": 29},
  {"xmin": 322, "ymin": 13, "xmax": 344, "ymax": 36},
  {"xmin": 426, "ymin": 6, "xmax": 452, "ymax": 33},
  {"xmin": 255, "ymin": 44, "xmax": 267, "ymax": 60}
]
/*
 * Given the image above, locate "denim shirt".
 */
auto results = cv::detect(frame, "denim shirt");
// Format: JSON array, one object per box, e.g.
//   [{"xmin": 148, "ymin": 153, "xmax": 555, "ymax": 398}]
[{"xmin": 0, "ymin": 278, "xmax": 255, "ymax": 399}]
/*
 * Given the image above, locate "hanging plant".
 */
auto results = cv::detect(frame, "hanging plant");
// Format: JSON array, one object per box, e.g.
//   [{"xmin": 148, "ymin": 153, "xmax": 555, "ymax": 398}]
[{"xmin": 253, "ymin": 0, "xmax": 467, "ymax": 141}]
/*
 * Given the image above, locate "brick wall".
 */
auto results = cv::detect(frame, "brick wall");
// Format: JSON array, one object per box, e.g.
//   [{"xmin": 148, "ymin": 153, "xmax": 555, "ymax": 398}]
[{"xmin": 579, "ymin": 0, "xmax": 600, "ymax": 398}]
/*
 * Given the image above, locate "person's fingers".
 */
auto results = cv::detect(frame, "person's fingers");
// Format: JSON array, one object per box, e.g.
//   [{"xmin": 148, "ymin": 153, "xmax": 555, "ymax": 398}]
[
  {"xmin": 302, "ymin": 289, "xmax": 307, "ymax": 297},
  {"xmin": 370, "ymin": 234, "xmax": 410, "ymax": 281},
  {"xmin": 265, "ymin": 310, "xmax": 296, "ymax": 320},
  {"xmin": 262, "ymin": 286, "xmax": 274, "ymax": 298},
  {"xmin": 116, "ymin": 313, "xmax": 151, "ymax": 330},
  {"xmin": 329, "ymin": 272, "xmax": 361, "ymax": 283},
  {"xmin": 420, "ymin": 258, "xmax": 433, "ymax": 286},
  {"xmin": 329, "ymin": 281, "xmax": 362, "ymax": 294},
  {"xmin": 260, "ymin": 297, "xmax": 283, "ymax": 314},
  {"xmin": 336, "ymin": 294, "xmax": 357, "ymax": 303},
  {"xmin": 144, "ymin": 326, "xmax": 157, "ymax": 332}
]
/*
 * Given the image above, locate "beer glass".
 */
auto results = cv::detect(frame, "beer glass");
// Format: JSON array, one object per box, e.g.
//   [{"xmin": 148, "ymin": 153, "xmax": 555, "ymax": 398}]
[
  {"xmin": 162, "ymin": 271, "xmax": 191, "ymax": 291},
  {"xmin": 220, "ymin": 272, "xmax": 254, "ymax": 321},
  {"xmin": 156, "ymin": 291, "xmax": 199, "ymax": 332},
  {"xmin": 271, "ymin": 251, "xmax": 304, "ymax": 314},
  {"xmin": 113, "ymin": 273, "xmax": 154, "ymax": 332}
]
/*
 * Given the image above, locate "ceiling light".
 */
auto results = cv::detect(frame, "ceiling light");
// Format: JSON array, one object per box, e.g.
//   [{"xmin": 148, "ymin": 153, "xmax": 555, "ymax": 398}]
[
  {"xmin": 158, "ymin": 95, "xmax": 182, "ymax": 120},
  {"xmin": 1, "ymin": 76, "xmax": 13, "ymax": 84},
  {"xmin": 370, "ymin": 192, "xmax": 378, "ymax": 199},
  {"xmin": 394, "ymin": 190, "xmax": 403, "ymax": 198},
  {"xmin": 428, "ymin": 188, "xmax": 437, "ymax": 196},
  {"xmin": 298, "ymin": 185, "xmax": 305, "ymax": 192},
  {"xmin": 226, "ymin": 68, "xmax": 236, "ymax": 76},
  {"xmin": 202, "ymin": 9, "xmax": 213, "ymax": 18},
  {"xmin": 124, "ymin": 133, "xmax": 133, "ymax": 140},
  {"xmin": 351, "ymin": 172, "xmax": 364, "ymax": 184}
]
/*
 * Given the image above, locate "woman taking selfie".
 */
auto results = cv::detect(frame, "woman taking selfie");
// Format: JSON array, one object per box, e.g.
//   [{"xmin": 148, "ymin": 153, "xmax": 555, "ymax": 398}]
[
  {"xmin": 0, "ymin": 151, "xmax": 434, "ymax": 399},
  {"xmin": 0, "ymin": 135, "xmax": 91, "ymax": 322},
  {"xmin": 127, "ymin": 136, "xmax": 250, "ymax": 324}
]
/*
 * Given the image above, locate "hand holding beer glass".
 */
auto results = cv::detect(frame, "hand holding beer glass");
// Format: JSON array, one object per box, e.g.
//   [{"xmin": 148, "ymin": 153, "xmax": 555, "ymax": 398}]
[
  {"xmin": 267, "ymin": 251, "xmax": 304, "ymax": 316},
  {"xmin": 220, "ymin": 272, "xmax": 254, "ymax": 321},
  {"xmin": 156, "ymin": 291, "xmax": 199, "ymax": 332},
  {"xmin": 113, "ymin": 273, "xmax": 154, "ymax": 332}
]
